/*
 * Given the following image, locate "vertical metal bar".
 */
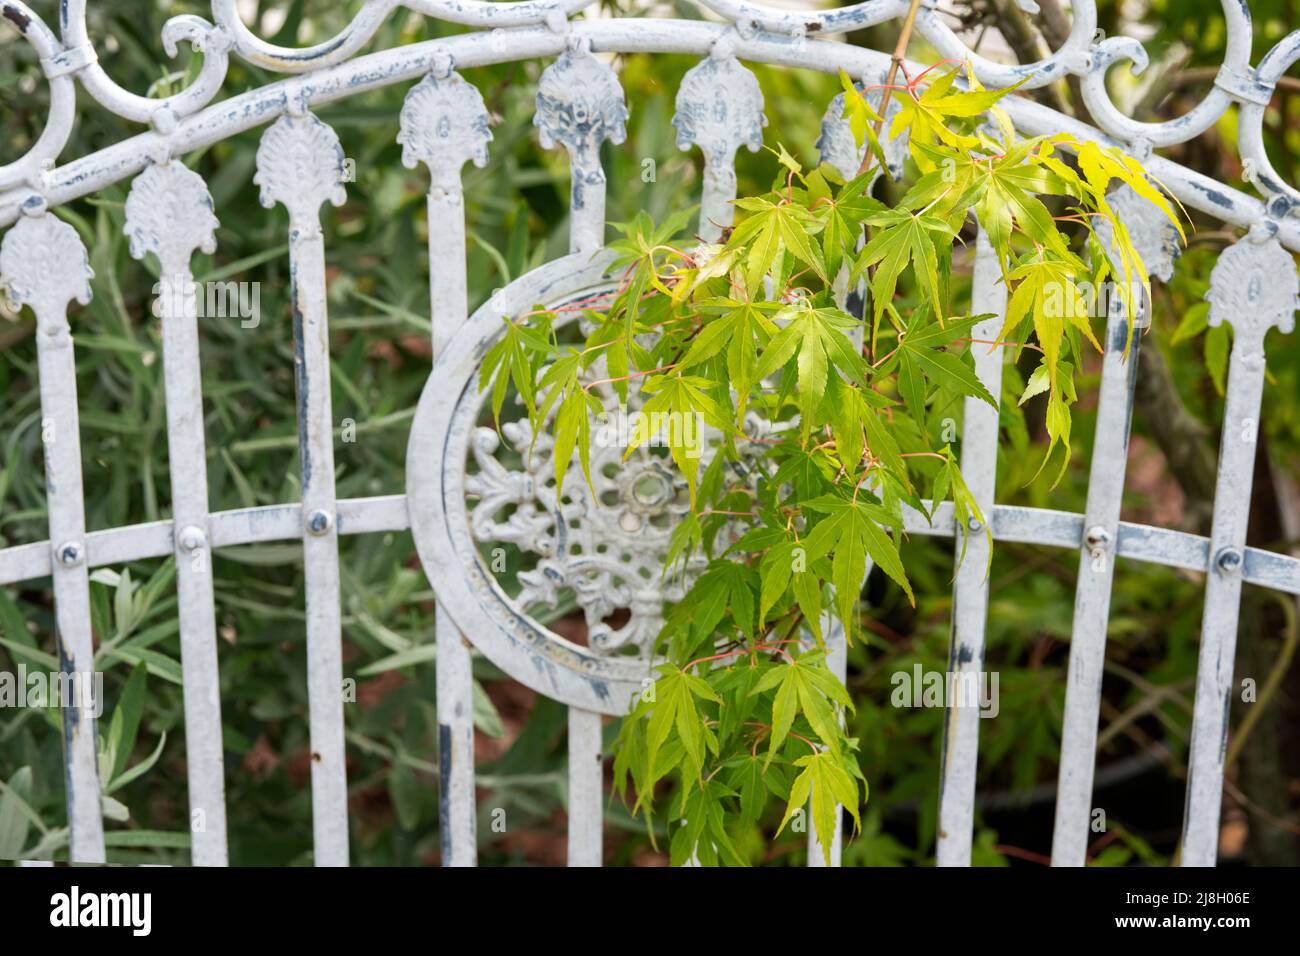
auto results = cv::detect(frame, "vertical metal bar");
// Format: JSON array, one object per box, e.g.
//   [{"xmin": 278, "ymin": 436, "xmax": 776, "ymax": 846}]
[
  {"xmin": 534, "ymin": 38, "xmax": 628, "ymax": 255},
  {"xmin": 124, "ymin": 162, "xmax": 230, "ymax": 865},
  {"xmin": 672, "ymin": 49, "xmax": 766, "ymax": 243},
  {"xmin": 567, "ymin": 706, "xmax": 603, "ymax": 867},
  {"xmin": 399, "ymin": 63, "xmax": 493, "ymax": 867},
  {"xmin": 292, "ymin": 193, "xmax": 350, "ymax": 867},
  {"xmin": 256, "ymin": 109, "xmax": 350, "ymax": 866},
  {"xmin": 936, "ymin": 225, "xmax": 1005, "ymax": 867},
  {"xmin": 1, "ymin": 208, "xmax": 104, "ymax": 863},
  {"xmin": 1181, "ymin": 226, "xmax": 1297, "ymax": 866},
  {"xmin": 534, "ymin": 39, "xmax": 627, "ymax": 863},
  {"xmin": 1051, "ymin": 186, "xmax": 1179, "ymax": 866},
  {"xmin": 1051, "ymin": 306, "xmax": 1143, "ymax": 868},
  {"xmin": 434, "ymin": 619, "xmax": 477, "ymax": 865}
]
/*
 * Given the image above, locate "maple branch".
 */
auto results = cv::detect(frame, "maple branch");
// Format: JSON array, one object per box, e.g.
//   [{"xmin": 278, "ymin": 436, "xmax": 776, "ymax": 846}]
[
  {"xmin": 582, "ymin": 363, "xmax": 677, "ymax": 391},
  {"xmin": 745, "ymin": 722, "xmax": 820, "ymax": 754},
  {"xmin": 857, "ymin": 0, "xmax": 925, "ymax": 178}
]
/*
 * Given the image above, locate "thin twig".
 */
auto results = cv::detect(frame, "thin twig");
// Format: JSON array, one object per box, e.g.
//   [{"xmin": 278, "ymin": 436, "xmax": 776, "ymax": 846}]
[{"xmin": 857, "ymin": 0, "xmax": 925, "ymax": 178}]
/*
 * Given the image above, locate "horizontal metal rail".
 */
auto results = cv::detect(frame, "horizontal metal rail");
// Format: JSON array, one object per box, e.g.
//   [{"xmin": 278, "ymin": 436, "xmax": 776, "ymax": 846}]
[{"xmin": 3, "ymin": 497, "xmax": 1295, "ymax": 596}]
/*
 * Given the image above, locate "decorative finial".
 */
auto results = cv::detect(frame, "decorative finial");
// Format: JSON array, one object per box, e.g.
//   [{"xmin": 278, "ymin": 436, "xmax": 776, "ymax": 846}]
[
  {"xmin": 254, "ymin": 112, "xmax": 348, "ymax": 229},
  {"xmin": 672, "ymin": 55, "xmax": 766, "ymax": 171},
  {"xmin": 534, "ymin": 47, "xmax": 628, "ymax": 158},
  {"xmin": 124, "ymin": 162, "xmax": 219, "ymax": 269},
  {"xmin": 1206, "ymin": 229, "xmax": 1299, "ymax": 358},
  {"xmin": 0, "ymin": 213, "xmax": 93, "ymax": 329},
  {"xmin": 398, "ymin": 70, "xmax": 492, "ymax": 191}
]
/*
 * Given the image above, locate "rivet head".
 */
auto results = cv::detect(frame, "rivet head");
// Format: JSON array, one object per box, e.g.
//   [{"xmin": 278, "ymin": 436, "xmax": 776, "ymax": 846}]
[
  {"xmin": 55, "ymin": 541, "xmax": 83, "ymax": 568},
  {"xmin": 1215, "ymin": 547, "xmax": 1243, "ymax": 575},
  {"xmin": 306, "ymin": 509, "xmax": 333, "ymax": 536},
  {"xmin": 177, "ymin": 525, "xmax": 207, "ymax": 552},
  {"xmin": 967, "ymin": 517, "xmax": 983, "ymax": 532},
  {"xmin": 1084, "ymin": 525, "xmax": 1112, "ymax": 551}
]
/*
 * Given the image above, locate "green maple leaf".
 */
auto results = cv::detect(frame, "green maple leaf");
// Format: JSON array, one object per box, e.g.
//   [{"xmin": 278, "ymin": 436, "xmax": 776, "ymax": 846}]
[
  {"xmin": 632, "ymin": 372, "xmax": 731, "ymax": 503},
  {"xmin": 479, "ymin": 314, "xmax": 553, "ymax": 427},
  {"xmin": 999, "ymin": 253, "xmax": 1101, "ymax": 396},
  {"xmin": 837, "ymin": 70, "xmax": 892, "ymax": 177},
  {"xmin": 1074, "ymin": 141, "xmax": 1183, "ymax": 244},
  {"xmin": 812, "ymin": 173, "xmax": 888, "ymax": 281},
  {"xmin": 777, "ymin": 750, "xmax": 863, "ymax": 863},
  {"xmin": 729, "ymin": 196, "xmax": 826, "ymax": 292},
  {"xmin": 752, "ymin": 653, "xmax": 852, "ymax": 766},
  {"xmin": 604, "ymin": 208, "xmax": 699, "ymax": 370},
  {"xmin": 644, "ymin": 665, "xmax": 722, "ymax": 788},
  {"xmin": 756, "ymin": 302, "xmax": 869, "ymax": 434},
  {"xmin": 892, "ymin": 309, "xmax": 998, "ymax": 409},
  {"xmin": 931, "ymin": 447, "xmax": 991, "ymax": 572},
  {"xmin": 855, "ymin": 208, "xmax": 955, "ymax": 328},
  {"xmin": 1073, "ymin": 140, "xmax": 1186, "ymax": 350},
  {"xmin": 790, "ymin": 569, "xmax": 825, "ymax": 644},
  {"xmin": 679, "ymin": 298, "xmax": 781, "ymax": 421},
  {"xmin": 729, "ymin": 754, "xmax": 770, "ymax": 824},
  {"xmin": 974, "ymin": 169, "xmax": 1070, "ymax": 265},
  {"xmin": 803, "ymin": 493, "xmax": 915, "ymax": 627},
  {"xmin": 890, "ymin": 67, "xmax": 1018, "ymax": 167},
  {"xmin": 823, "ymin": 374, "xmax": 867, "ymax": 477},
  {"xmin": 672, "ymin": 778, "xmax": 746, "ymax": 866},
  {"xmin": 552, "ymin": 387, "xmax": 599, "ymax": 502},
  {"xmin": 531, "ymin": 350, "xmax": 599, "ymax": 500},
  {"xmin": 758, "ymin": 538, "xmax": 798, "ymax": 630}
]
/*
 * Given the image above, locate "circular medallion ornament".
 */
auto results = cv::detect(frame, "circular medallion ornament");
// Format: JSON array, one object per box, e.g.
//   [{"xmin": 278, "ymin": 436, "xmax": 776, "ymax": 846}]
[{"xmin": 409, "ymin": 252, "xmax": 683, "ymax": 715}]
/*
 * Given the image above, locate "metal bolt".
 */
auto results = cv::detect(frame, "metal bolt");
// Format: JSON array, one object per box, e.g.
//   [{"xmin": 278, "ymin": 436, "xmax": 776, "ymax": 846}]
[
  {"xmin": 967, "ymin": 517, "xmax": 983, "ymax": 533},
  {"xmin": 177, "ymin": 525, "xmax": 207, "ymax": 552},
  {"xmin": 1215, "ymin": 547, "xmax": 1242, "ymax": 575},
  {"xmin": 306, "ymin": 509, "xmax": 333, "ymax": 536},
  {"xmin": 1083, "ymin": 525, "xmax": 1112, "ymax": 552},
  {"xmin": 55, "ymin": 541, "xmax": 83, "ymax": 568}
]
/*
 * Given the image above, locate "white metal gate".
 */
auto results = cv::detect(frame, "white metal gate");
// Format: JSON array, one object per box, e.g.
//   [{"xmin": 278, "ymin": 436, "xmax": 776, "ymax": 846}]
[{"xmin": 2, "ymin": 0, "xmax": 1299, "ymax": 867}]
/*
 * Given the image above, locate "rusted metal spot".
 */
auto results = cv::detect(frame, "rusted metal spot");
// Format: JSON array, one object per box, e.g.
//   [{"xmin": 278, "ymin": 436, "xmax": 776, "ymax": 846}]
[{"xmin": 2, "ymin": 4, "xmax": 32, "ymax": 32}]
